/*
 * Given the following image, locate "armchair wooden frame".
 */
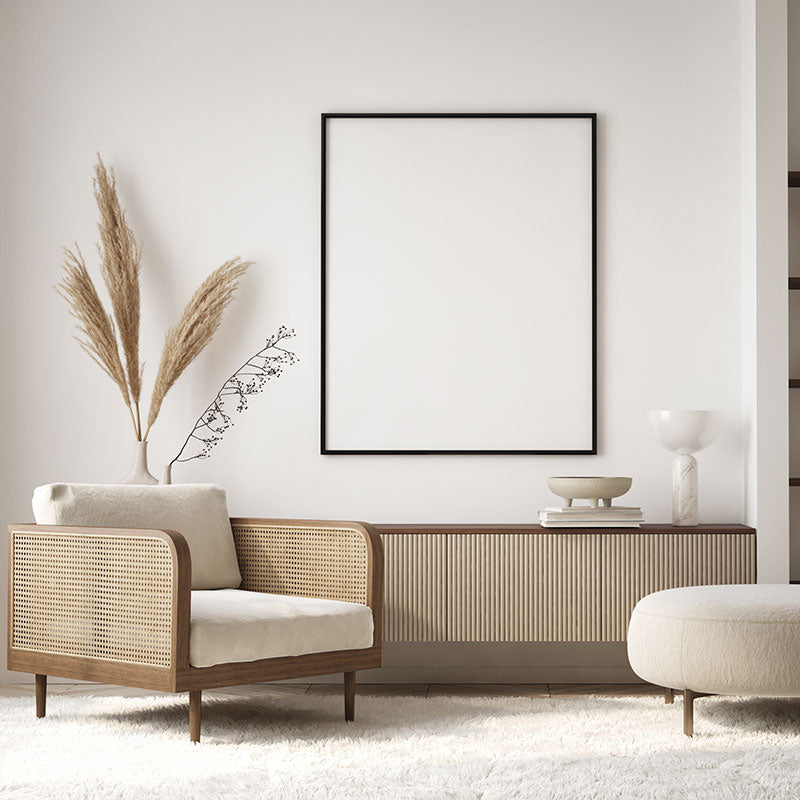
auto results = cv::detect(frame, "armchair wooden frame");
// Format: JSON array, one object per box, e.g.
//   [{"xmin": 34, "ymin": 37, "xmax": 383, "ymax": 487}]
[{"xmin": 8, "ymin": 517, "xmax": 383, "ymax": 742}]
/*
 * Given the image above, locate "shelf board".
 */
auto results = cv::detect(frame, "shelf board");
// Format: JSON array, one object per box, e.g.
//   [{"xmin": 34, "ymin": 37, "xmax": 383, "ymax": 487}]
[
  {"xmin": 791, "ymin": 172, "xmax": 800, "ymax": 188},
  {"xmin": 791, "ymin": 380, "xmax": 800, "ymax": 388},
  {"xmin": 791, "ymin": 479, "xmax": 800, "ymax": 487},
  {"xmin": 790, "ymin": 278, "xmax": 800, "ymax": 290}
]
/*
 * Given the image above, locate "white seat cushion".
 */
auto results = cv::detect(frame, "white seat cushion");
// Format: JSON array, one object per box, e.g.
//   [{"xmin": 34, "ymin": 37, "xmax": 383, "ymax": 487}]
[
  {"xmin": 627, "ymin": 584, "xmax": 800, "ymax": 696},
  {"xmin": 32, "ymin": 483, "xmax": 241, "ymax": 591},
  {"xmin": 189, "ymin": 589, "xmax": 374, "ymax": 667}
]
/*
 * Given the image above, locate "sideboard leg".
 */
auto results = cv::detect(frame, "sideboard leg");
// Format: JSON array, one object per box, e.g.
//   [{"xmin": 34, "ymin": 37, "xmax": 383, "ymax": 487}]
[{"xmin": 665, "ymin": 687, "xmax": 674, "ymax": 704}]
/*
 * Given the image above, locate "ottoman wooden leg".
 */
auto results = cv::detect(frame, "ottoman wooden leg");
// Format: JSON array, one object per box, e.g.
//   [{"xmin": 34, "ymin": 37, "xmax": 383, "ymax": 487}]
[
  {"xmin": 665, "ymin": 687, "xmax": 674, "ymax": 705},
  {"xmin": 683, "ymin": 690, "xmax": 712, "ymax": 737},
  {"xmin": 35, "ymin": 674, "xmax": 47, "ymax": 719},
  {"xmin": 683, "ymin": 689, "xmax": 695, "ymax": 736}
]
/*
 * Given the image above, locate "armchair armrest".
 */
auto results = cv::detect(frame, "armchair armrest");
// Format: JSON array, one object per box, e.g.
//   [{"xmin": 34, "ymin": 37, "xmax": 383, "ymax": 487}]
[
  {"xmin": 230, "ymin": 518, "xmax": 383, "ymax": 646},
  {"xmin": 7, "ymin": 524, "xmax": 191, "ymax": 683}
]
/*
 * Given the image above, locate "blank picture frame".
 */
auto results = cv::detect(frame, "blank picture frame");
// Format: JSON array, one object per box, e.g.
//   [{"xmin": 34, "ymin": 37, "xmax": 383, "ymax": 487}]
[{"xmin": 321, "ymin": 113, "xmax": 596, "ymax": 455}]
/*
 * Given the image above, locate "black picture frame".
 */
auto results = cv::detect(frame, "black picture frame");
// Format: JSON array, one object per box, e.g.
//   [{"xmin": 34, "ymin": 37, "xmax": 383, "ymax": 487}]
[{"xmin": 321, "ymin": 112, "xmax": 597, "ymax": 455}]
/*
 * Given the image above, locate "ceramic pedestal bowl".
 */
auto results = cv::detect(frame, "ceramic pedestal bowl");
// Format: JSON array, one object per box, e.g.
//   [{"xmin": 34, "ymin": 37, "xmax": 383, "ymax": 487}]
[{"xmin": 547, "ymin": 476, "xmax": 633, "ymax": 508}]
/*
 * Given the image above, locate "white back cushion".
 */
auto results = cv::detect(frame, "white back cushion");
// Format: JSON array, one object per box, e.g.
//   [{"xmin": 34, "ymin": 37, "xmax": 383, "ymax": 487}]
[{"xmin": 32, "ymin": 483, "xmax": 241, "ymax": 590}]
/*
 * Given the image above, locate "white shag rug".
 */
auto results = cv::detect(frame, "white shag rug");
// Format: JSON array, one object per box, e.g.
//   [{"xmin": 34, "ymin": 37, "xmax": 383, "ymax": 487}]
[{"xmin": 1, "ymin": 690, "xmax": 800, "ymax": 799}]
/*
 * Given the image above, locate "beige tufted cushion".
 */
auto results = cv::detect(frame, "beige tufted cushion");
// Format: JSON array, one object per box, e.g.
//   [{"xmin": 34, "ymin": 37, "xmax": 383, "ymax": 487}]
[
  {"xmin": 627, "ymin": 584, "xmax": 800, "ymax": 696},
  {"xmin": 32, "ymin": 483, "xmax": 242, "ymax": 590}
]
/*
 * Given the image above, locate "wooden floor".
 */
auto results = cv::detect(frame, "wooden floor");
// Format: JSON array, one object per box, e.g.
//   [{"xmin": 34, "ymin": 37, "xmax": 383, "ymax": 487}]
[{"xmin": 1, "ymin": 683, "xmax": 659, "ymax": 699}]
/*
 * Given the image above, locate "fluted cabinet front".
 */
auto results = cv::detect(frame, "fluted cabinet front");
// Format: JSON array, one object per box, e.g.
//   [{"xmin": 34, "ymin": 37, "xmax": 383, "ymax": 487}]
[
  {"xmin": 447, "ymin": 533, "xmax": 604, "ymax": 642},
  {"xmin": 382, "ymin": 533, "xmax": 447, "ymax": 642},
  {"xmin": 598, "ymin": 532, "xmax": 756, "ymax": 641},
  {"xmin": 380, "ymin": 528, "xmax": 756, "ymax": 643}
]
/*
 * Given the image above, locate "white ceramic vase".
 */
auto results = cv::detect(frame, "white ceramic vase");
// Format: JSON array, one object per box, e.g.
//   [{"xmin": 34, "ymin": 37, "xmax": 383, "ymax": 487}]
[
  {"xmin": 647, "ymin": 410, "xmax": 722, "ymax": 526},
  {"xmin": 120, "ymin": 441, "xmax": 158, "ymax": 485}
]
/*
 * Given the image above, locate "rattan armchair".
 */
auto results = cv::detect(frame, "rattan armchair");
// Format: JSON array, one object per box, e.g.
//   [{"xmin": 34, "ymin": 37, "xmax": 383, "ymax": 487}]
[{"xmin": 7, "ymin": 517, "xmax": 383, "ymax": 742}]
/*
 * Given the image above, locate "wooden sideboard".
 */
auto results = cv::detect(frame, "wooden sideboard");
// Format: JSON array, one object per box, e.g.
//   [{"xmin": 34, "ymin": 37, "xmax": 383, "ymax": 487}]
[{"xmin": 375, "ymin": 524, "xmax": 756, "ymax": 644}]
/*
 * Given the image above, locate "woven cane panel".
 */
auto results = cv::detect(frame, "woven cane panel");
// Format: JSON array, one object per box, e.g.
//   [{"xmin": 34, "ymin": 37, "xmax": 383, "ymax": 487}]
[
  {"xmin": 382, "ymin": 533, "xmax": 447, "ymax": 642},
  {"xmin": 232, "ymin": 525, "xmax": 368, "ymax": 603},
  {"xmin": 11, "ymin": 533, "xmax": 173, "ymax": 667}
]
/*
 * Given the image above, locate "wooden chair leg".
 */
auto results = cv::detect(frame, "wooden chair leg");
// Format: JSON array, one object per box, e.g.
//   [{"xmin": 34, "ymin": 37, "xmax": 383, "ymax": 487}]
[
  {"xmin": 35, "ymin": 674, "xmax": 47, "ymax": 719},
  {"xmin": 665, "ymin": 687, "xmax": 674, "ymax": 704},
  {"xmin": 189, "ymin": 690, "xmax": 202, "ymax": 743},
  {"xmin": 344, "ymin": 671, "xmax": 355, "ymax": 721}
]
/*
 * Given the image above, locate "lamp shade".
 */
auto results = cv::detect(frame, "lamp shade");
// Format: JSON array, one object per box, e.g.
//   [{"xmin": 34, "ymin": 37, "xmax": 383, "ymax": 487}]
[{"xmin": 646, "ymin": 410, "xmax": 723, "ymax": 456}]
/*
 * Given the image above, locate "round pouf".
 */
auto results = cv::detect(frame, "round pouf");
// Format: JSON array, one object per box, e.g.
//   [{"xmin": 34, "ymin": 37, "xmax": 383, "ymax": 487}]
[{"xmin": 628, "ymin": 584, "xmax": 800, "ymax": 696}]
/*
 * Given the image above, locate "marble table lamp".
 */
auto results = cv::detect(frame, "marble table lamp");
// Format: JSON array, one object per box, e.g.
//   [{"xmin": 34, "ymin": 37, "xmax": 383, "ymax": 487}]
[{"xmin": 646, "ymin": 410, "xmax": 723, "ymax": 526}]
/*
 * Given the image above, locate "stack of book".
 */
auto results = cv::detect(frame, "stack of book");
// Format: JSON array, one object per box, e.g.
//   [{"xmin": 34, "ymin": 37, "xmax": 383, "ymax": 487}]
[{"xmin": 538, "ymin": 505, "xmax": 643, "ymax": 528}]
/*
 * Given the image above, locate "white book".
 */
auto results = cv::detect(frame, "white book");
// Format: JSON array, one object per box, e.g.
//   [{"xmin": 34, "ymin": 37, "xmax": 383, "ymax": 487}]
[
  {"xmin": 539, "ymin": 510, "xmax": 643, "ymax": 522},
  {"xmin": 544, "ymin": 506, "xmax": 641, "ymax": 513},
  {"xmin": 539, "ymin": 511, "xmax": 642, "ymax": 522},
  {"xmin": 540, "ymin": 520, "xmax": 642, "ymax": 528}
]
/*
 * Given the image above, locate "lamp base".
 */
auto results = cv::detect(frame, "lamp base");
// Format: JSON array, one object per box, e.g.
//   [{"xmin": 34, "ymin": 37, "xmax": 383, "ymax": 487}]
[{"xmin": 672, "ymin": 454, "xmax": 698, "ymax": 526}]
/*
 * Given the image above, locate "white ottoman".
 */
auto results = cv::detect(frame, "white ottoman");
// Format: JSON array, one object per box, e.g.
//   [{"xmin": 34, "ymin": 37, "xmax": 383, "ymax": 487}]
[{"xmin": 627, "ymin": 584, "xmax": 800, "ymax": 735}]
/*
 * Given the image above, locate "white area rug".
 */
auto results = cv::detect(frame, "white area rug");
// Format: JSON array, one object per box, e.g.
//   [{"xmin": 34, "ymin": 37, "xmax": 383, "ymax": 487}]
[{"xmin": 1, "ymin": 689, "xmax": 800, "ymax": 799}]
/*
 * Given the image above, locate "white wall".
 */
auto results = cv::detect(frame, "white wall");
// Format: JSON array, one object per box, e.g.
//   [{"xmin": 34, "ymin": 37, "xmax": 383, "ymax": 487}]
[{"xmin": 1, "ymin": 0, "xmax": 778, "ymax": 681}]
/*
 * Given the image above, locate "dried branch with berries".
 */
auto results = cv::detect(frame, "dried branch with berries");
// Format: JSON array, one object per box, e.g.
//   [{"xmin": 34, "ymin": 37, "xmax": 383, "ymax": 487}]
[{"xmin": 170, "ymin": 327, "xmax": 298, "ymax": 466}]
